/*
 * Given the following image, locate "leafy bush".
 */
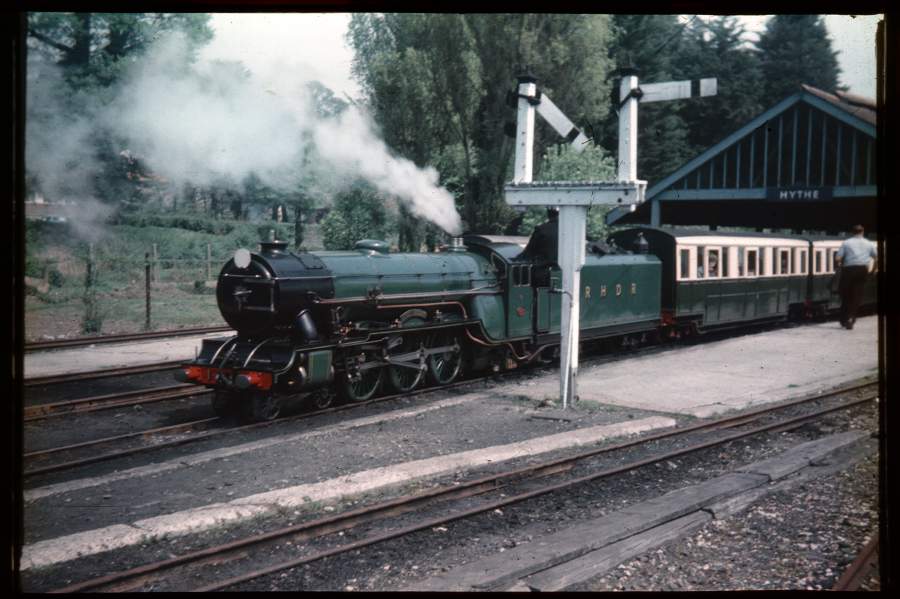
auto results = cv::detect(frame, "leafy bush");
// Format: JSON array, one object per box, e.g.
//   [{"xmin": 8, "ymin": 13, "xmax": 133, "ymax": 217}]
[{"xmin": 321, "ymin": 184, "xmax": 388, "ymax": 250}]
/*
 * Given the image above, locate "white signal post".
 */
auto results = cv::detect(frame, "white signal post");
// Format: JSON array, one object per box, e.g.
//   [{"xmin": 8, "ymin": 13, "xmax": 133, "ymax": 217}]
[{"xmin": 505, "ymin": 71, "xmax": 715, "ymax": 409}]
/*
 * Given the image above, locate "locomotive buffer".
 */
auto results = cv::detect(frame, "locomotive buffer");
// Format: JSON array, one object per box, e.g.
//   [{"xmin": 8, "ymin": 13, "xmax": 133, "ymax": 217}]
[{"xmin": 504, "ymin": 71, "xmax": 716, "ymax": 408}]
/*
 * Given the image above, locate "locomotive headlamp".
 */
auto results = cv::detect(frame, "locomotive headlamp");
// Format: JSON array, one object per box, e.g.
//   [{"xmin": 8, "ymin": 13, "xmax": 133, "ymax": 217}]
[{"xmin": 234, "ymin": 248, "xmax": 252, "ymax": 269}]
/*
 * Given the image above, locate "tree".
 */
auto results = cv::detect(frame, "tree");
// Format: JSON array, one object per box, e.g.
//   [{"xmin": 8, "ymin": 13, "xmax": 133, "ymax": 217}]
[
  {"xmin": 348, "ymin": 14, "xmax": 616, "ymax": 234},
  {"xmin": 27, "ymin": 13, "xmax": 212, "ymax": 88},
  {"xmin": 26, "ymin": 13, "xmax": 214, "ymax": 209},
  {"xmin": 320, "ymin": 183, "xmax": 389, "ymax": 250},
  {"xmin": 518, "ymin": 143, "xmax": 617, "ymax": 239},
  {"xmin": 287, "ymin": 81, "xmax": 354, "ymax": 248},
  {"xmin": 755, "ymin": 15, "xmax": 842, "ymax": 105},
  {"xmin": 601, "ymin": 15, "xmax": 693, "ymax": 187},
  {"xmin": 677, "ymin": 16, "xmax": 764, "ymax": 154}
]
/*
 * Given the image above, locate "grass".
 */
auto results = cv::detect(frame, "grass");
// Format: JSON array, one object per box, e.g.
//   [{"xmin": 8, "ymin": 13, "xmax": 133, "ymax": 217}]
[{"xmin": 23, "ymin": 214, "xmax": 296, "ymax": 339}]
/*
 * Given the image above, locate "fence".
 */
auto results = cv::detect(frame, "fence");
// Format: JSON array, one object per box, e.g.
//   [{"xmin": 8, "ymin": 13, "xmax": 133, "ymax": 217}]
[{"xmin": 26, "ymin": 243, "xmax": 231, "ymax": 337}]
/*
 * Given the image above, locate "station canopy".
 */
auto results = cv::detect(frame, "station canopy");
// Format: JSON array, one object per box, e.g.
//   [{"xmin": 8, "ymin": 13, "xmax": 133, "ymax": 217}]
[{"xmin": 607, "ymin": 85, "xmax": 877, "ymax": 233}]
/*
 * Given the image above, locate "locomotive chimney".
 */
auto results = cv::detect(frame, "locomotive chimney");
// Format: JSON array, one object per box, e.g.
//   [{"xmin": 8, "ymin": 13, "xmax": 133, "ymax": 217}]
[{"xmin": 447, "ymin": 237, "xmax": 467, "ymax": 252}]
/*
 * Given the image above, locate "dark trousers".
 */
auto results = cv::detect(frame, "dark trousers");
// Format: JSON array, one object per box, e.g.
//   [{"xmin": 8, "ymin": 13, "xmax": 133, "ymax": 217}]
[{"xmin": 839, "ymin": 265, "xmax": 868, "ymax": 325}]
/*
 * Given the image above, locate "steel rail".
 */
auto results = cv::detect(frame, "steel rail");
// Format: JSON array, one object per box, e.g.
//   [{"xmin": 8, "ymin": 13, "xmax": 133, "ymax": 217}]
[
  {"xmin": 24, "ymin": 325, "xmax": 231, "ymax": 352},
  {"xmin": 22, "ymin": 374, "xmax": 495, "ymax": 479},
  {"xmin": 24, "ymin": 361, "xmax": 186, "ymax": 387},
  {"xmin": 24, "ymin": 384, "xmax": 205, "ymax": 421},
  {"xmin": 832, "ymin": 532, "xmax": 879, "ymax": 591},
  {"xmin": 49, "ymin": 383, "xmax": 876, "ymax": 593},
  {"xmin": 24, "ymin": 417, "xmax": 220, "ymax": 463}
]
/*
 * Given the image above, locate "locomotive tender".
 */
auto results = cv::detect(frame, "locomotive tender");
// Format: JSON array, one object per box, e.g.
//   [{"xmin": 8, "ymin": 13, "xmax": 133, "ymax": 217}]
[{"xmin": 177, "ymin": 226, "xmax": 874, "ymax": 421}]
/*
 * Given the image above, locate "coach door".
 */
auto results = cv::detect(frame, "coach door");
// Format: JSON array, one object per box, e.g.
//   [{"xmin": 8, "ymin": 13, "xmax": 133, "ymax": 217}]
[{"xmin": 507, "ymin": 264, "xmax": 534, "ymax": 338}]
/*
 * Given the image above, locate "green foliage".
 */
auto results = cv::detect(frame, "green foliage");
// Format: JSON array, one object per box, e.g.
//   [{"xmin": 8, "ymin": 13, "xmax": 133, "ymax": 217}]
[
  {"xmin": 192, "ymin": 280, "xmax": 215, "ymax": 295},
  {"xmin": 27, "ymin": 13, "xmax": 213, "ymax": 89},
  {"xmin": 110, "ymin": 212, "xmax": 237, "ymax": 235},
  {"xmin": 602, "ymin": 15, "xmax": 693, "ymax": 186},
  {"xmin": 755, "ymin": 15, "xmax": 842, "ymax": 103},
  {"xmin": 348, "ymin": 14, "xmax": 616, "ymax": 234},
  {"xmin": 537, "ymin": 143, "xmax": 616, "ymax": 182},
  {"xmin": 677, "ymin": 17, "xmax": 764, "ymax": 153},
  {"xmin": 320, "ymin": 184, "xmax": 389, "ymax": 250}
]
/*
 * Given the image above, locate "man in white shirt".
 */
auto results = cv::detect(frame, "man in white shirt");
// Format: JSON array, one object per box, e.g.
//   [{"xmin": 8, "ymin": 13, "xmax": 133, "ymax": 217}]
[{"xmin": 835, "ymin": 225, "xmax": 877, "ymax": 330}]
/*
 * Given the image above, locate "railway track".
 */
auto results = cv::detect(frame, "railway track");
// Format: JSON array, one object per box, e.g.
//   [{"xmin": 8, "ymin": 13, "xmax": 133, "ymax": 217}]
[
  {"xmin": 22, "ymin": 373, "xmax": 497, "ymax": 478},
  {"xmin": 24, "ymin": 383, "xmax": 207, "ymax": 421},
  {"xmin": 24, "ymin": 361, "xmax": 186, "ymax": 387},
  {"xmin": 47, "ymin": 380, "xmax": 877, "ymax": 592},
  {"xmin": 24, "ymin": 325, "xmax": 231, "ymax": 352},
  {"xmin": 22, "ymin": 334, "xmax": 680, "ymax": 478},
  {"xmin": 832, "ymin": 533, "xmax": 879, "ymax": 591}
]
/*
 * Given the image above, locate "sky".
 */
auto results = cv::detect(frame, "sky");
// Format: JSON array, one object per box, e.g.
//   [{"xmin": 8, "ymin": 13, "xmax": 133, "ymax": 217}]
[{"xmin": 201, "ymin": 13, "xmax": 882, "ymax": 101}]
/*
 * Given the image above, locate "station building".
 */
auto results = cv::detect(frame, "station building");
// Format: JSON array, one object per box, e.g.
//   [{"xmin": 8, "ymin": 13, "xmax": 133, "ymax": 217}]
[{"xmin": 606, "ymin": 84, "xmax": 877, "ymax": 234}]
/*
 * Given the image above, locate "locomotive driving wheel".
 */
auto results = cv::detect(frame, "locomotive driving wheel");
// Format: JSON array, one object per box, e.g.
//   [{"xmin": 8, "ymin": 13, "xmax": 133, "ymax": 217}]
[
  {"xmin": 340, "ymin": 354, "xmax": 383, "ymax": 402},
  {"xmin": 427, "ymin": 329, "xmax": 462, "ymax": 385},
  {"xmin": 388, "ymin": 317, "xmax": 426, "ymax": 393}
]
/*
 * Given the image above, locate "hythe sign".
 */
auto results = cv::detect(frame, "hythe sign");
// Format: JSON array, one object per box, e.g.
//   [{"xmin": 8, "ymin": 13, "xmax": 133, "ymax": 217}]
[{"xmin": 766, "ymin": 187, "xmax": 833, "ymax": 201}]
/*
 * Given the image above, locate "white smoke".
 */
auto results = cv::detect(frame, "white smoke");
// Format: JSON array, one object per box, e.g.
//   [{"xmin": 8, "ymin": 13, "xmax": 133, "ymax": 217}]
[
  {"xmin": 313, "ymin": 108, "xmax": 462, "ymax": 234},
  {"xmin": 99, "ymin": 33, "xmax": 463, "ymax": 234},
  {"xmin": 25, "ymin": 57, "xmax": 114, "ymax": 242}
]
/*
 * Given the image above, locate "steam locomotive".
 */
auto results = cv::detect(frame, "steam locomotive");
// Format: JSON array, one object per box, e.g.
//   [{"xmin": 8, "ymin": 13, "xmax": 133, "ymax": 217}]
[{"xmin": 177, "ymin": 226, "xmax": 875, "ymax": 421}]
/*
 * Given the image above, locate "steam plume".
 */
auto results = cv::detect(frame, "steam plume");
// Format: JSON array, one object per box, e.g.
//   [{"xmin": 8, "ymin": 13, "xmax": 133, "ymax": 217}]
[{"xmin": 27, "ymin": 32, "xmax": 463, "ymax": 235}]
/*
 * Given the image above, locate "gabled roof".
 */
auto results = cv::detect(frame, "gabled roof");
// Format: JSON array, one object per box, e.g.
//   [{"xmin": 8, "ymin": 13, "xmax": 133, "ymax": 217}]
[
  {"xmin": 802, "ymin": 84, "xmax": 876, "ymax": 126},
  {"xmin": 643, "ymin": 84, "xmax": 876, "ymax": 202}
]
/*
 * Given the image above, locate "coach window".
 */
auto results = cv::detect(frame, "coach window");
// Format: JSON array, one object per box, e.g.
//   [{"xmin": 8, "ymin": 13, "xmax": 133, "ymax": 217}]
[
  {"xmin": 678, "ymin": 248, "xmax": 691, "ymax": 280},
  {"xmin": 736, "ymin": 248, "xmax": 745, "ymax": 276},
  {"xmin": 814, "ymin": 249, "xmax": 824, "ymax": 274},
  {"xmin": 746, "ymin": 249, "xmax": 758, "ymax": 276},
  {"xmin": 796, "ymin": 249, "xmax": 808, "ymax": 274},
  {"xmin": 696, "ymin": 247, "xmax": 706, "ymax": 278},
  {"xmin": 830, "ymin": 249, "xmax": 839, "ymax": 272},
  {"xmin": 707, "ymin": 248, "xmax": 721, "ymax": 278},
  {"xmin": 521, "ymin": 265, "xmax": 531, "ymax": 286},
  {"xmin": 777, "ymin": 248, "xmax": 791, "ymax": 275}
]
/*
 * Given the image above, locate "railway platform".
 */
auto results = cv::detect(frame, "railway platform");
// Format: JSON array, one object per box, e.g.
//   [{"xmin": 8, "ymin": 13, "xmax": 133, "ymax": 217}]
[{"xmin": 520, "ymin": 315, "xmax": 879, "ymax": 417}]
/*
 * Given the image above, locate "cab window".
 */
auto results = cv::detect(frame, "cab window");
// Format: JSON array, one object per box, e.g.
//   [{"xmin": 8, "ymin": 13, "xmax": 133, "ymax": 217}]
[{"xmin": 511, "ymin": 264, "xmax": 530, "ymax": 287}]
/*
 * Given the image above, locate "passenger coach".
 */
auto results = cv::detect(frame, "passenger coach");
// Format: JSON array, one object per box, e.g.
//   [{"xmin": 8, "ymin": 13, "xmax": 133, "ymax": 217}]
[{"xmin": 608, "ymin": 228, "xmax": 875, "ymax": 333}]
